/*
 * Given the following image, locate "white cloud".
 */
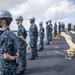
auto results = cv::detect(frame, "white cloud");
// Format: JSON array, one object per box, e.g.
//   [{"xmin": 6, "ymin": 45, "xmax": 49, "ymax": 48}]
[
  {"xmin": 0, "ymin": 0, "xmax": 28, "ymax": 10},
  {"xmin": 43, "ymin": 0, "xmax": 75, "ymax": 21},
  {"xmin": 0, "ymin": 0, "xmax": 75, "ymax": 30}
]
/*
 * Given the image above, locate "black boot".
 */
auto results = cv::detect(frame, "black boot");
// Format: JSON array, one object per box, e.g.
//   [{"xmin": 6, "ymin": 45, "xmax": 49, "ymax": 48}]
[
  {"xmin": 38, "ymin": 48, "xmax": 43, "ymax": 51},
  {"xmin": 46, "ymin": 42, "xmax": 49, "ymax": 45},
  {"xmin": 17, "ymin": 70, "xmax": 25, "ymax": 75},
  {"xmin": 54, "ymin": 35, "xmax": 56, "ymax": 37},
  {"xmin": 28, "ymin": 54, "xmax": 35, "ymax": 60},
  {"xmin": 35, "ymin": 52, "xmax": 38, "ymax": 57},
  {"xmin": 42, "ymin": 47, "xmax": 44, "ymax": 49},
  {"xmin": 17, "ymin": 68, "xmax": 25, "ymax": 75}
]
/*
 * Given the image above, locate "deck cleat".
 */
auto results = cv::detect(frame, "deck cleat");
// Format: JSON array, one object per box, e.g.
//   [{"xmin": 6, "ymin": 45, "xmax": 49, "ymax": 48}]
[
  {"xmin": 67, "ymin": 49, "xmax": 75, "ymax": 58},
  {"xmin": 52, "ymin": 34, "xmax": 60, "ymax": 39}
]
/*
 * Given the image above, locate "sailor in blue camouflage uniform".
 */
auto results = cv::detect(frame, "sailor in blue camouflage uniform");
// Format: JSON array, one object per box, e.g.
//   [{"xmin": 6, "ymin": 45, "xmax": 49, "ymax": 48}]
[
  {"xmin": 62, "ymin": 22, "xmax": 65, "ymax": 31},
  {"xmin": 0, "ymin": 36, "xmax": 4, "ymax": 75},
  {"xmin": 46, "ymin": 21, "xmax": 49, "ymax": 45},
  {"xmin": 15, "ymin": 15, "xmax": 27, "ymax": 74},
  {"xmin": 48, "ymin": 20, "xmax": 53, "ymax": 44},
  {"xmin": 35, "ymin": 24, "xmax": 38, "ymax": 57},
  {"xmin": 54, "ymin": 22, "xmax": 57, "ymax": 37},
  {"xmin": 0, "ymin": 25, "xmax": 4, "ymax": 75},
  {"xmin": 68, "ymin": 23, "xmax": 71, "ymax": 32},
  {"xmin": 58, "ymin": 22, "xmax": 61, "ymax": 34},
  {"xmin": 0, "ymin": 10, "xmax": 18, "ymax": 75},
  {"xmin": 29, "ymin": 17, "xmax": 38, "ymax": 60},
  {"xmin": 38, "ymin": 22, "xmax": 44, "ymax": 51}
]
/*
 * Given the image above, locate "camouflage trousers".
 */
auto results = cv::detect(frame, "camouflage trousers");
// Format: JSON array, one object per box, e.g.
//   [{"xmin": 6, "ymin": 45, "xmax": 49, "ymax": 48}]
[
  {"xmin": 2, "ymin": 62, "xmax": 17, "ymax": 75},
  {"xmin": 18, "ymin": 44, "xmax": 27, "ymax": 71}
]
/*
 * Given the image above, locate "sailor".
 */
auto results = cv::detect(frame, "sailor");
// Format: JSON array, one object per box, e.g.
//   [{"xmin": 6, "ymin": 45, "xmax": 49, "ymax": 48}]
[
  {"xmin": 38, "ymin": 22, "xmax": 45, "ymax": 51},
  {"xmin": 46, "ymin": 21, "xmax": 49, "ymax": 45},
  {"xmin": 0, "ymin": 10, "xmax": 18, "ymax": 75},
  {"xmin": 54, "ymin": 22, "xmax": 57, "ymax": 37},
  {"xmin": 58, "ymin": 22, "xmax": 61, "ymax": 34},
  {"xmin": 29, "ymin": 17, "xmax": 38, "ymax": 60},
  {"xmin": 48, "ymin": 20, "xmax": 53, "ymax": 44},
  {"xmin": 15, "ymin": 15, "xmax": 28, "ymax": 74}
]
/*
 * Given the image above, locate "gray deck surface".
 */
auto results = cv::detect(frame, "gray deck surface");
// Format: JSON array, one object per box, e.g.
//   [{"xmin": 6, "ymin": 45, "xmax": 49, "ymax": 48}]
[{"xmin": 23, "ymin": 33, "xmax": 75, "ymax": 75}]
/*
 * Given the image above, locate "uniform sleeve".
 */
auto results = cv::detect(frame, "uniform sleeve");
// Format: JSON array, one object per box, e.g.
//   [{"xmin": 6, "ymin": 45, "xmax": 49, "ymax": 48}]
[
  {"xmin": 40, "ymin": 27, "xmax": 42, "ymax": 32},
  {"xmin": 51, "ymin": 24, "xmax": 53, "ymax": 28},
  {"xmin": 18, "ymin": 27, "xmax": 27, "ymax": 39},
  {"xmin": 46, "ymin": 25, "xmax": 48, "ymax": 29},
  {"xmin": 24, "ymin": 29, "xmax": 28, "ymax": 38},
  {"xmin": 30, "ymin": 25, "xmax": 36, "ymax": 33},
  {"xmin": 2, "ymin": 37, "xmax": 9, "ymax": 54},
  {"xmin": 43, "ymin": 27, "xmax": 45, "ymax": 32},
  {"xmin": 36, "ymin": 26, "xmax": 38, "ymax": 35},
  {"xmin": 13, "ymin": 35, "xmax": 18, "ymax": 54},
  {"xmin": 18, "ymin": 27, "xmax": 25, "ymax": 37},
  {"xmin": 41, "ymin": 27, "xmax": 44, "ymax": 34}
]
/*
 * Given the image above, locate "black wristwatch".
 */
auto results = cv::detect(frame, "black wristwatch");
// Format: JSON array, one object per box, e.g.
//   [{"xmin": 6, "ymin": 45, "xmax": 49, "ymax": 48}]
[{"xmin": 14, "ymin": 58, "xmax": 16, "ymax": 61}]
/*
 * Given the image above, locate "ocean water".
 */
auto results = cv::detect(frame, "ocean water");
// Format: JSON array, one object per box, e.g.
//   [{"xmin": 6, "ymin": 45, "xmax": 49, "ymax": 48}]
[
  {"xmin": 13, "ymin": 31, "xmax": 40, "ymax": 46},
  {"xmin": 13, "ymin": 30, "xmax": 59, "ymax": 47},
  {"xmin": 13, "ymin": 30, "xmax": 59, "ymax": 51},
  {"xmin": 14, "ymin": 31, "xmax": 30, "ymax": 43},
  {"xmin": 13, "ymin": 30, "xmax": 58, "ymax": 43}
]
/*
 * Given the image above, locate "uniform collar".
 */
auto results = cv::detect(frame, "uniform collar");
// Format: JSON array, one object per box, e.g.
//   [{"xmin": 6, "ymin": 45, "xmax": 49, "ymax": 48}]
[
  {"xmin": 18, "ymin": 24, "xmax": 22, "ymax": 27},
  {"xmin": 31, "ymin": 23, "xmax": 35, "ymax": 25},
  {"xmin": 4, "ymin": 28, "xmax": 10, "ymax": 31}
]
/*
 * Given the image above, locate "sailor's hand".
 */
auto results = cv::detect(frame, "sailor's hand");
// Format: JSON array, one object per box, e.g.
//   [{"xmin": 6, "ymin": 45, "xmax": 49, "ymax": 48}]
[
  {"xmin": 24, "ymin": 39, "xmax": 26, "ymax": 43},
  {"xmin": 16, "ymin": 57, "xmax": 18, "ymax": 63},
  {"xmin": 20, "ymin": 36, "xmax": 23, "ymax": 40},
  {"xmin": 14, "ymin": 56, "xmax": 18, "ymax": 63},
  {"xmin": 15, "ymin": 53, "xmax": 19, "ymax": 63},
  {"xmin": 41, "ymin": 30, "xmax": 43, "ymax": 33},
  {"xmin": 20, "ymin": 36, "xmax": 26, "ymax": 43}
]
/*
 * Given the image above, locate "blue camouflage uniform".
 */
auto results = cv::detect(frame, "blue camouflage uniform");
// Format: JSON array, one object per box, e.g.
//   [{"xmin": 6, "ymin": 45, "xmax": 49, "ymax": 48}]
[
  {"xmin": 46, "ymin": 23, "xmax": 49, "ymax": 43},
  {"xmin": 35, "ymin": 26, "xmax": 38, "ymax": 55},
  {"xmin": 29, "ymin": 23, "xmax": 38, "ymax": 56},
  {"xmin": 0, "ymin": 30, "xmax": 3, "ymax": 35},
  {"xmin": 49, "ymin": 23, "xmax": 53, "ymax": 41},
  {"xmin": 68, "ymin": 23, "xmax": 71, "ymax": 31},
  {"xmin": 46, "ymin": 23, "xmax": 53, "ymax": 43},
  {"xmin": 58, "ymin": 23, "xmax": 61, "ymax": 34},
  {"xmin": 17, "ymin": 24, "xmax": 27, "ymax": 71},
  {"xmin": 39, "ymin": 26, "xmax": 44, "ymax": 49},
  {"xmin": 54, "ymin": 23, "xmax": 57, "ymax": 36},
  {"xmin": 0, "ymin": 36, "xmax": 7, "ymax": 75},
  {"xmin": 0, "ymin": 28, "xmax": 18, "ymax": 75},
  {"xmin": 62, "ymin": 23, "xmax": 65, "ymax": 31}
]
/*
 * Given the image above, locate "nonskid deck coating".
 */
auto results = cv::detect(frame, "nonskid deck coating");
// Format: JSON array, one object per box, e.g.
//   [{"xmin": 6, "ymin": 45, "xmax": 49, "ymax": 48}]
[{"xmin": 24, "ymin": 33, "xmax": 75, "ymax": 75}]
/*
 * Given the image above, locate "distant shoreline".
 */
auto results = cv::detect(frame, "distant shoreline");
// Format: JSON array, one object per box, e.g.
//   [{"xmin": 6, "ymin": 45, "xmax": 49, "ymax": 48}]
[{"xmin": 12, "ymin": 30, "xmax": 29, "ymax": 32}]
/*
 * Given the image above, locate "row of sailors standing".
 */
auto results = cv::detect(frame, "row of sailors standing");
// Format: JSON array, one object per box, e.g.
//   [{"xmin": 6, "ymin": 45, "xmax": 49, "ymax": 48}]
[{"xmin": 0, "ymin": 10, "xmax": 67, "ymax": 75}]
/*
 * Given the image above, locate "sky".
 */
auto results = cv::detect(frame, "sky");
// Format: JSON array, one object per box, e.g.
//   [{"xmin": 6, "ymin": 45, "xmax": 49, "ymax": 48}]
[{"xmin": 0, "ymin": 0, "xmax": 75, "ymax": 30}]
